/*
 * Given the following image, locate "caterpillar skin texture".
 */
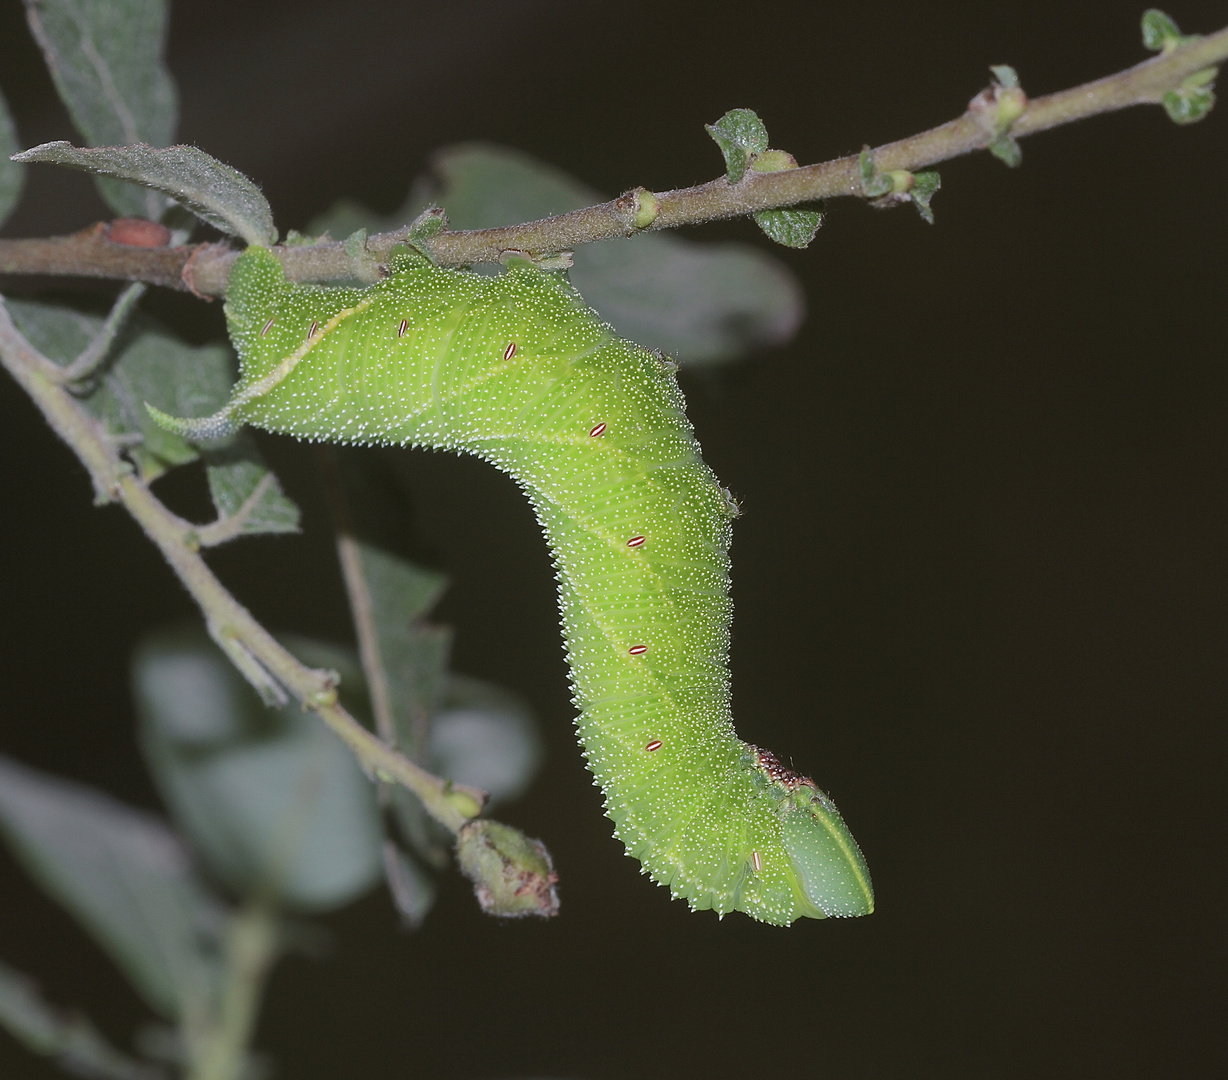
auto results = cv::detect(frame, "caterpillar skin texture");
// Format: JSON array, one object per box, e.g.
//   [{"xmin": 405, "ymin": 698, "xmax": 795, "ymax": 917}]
[{"xmin": 178, "ymin": 247, "xmax": 874, "ymax": 925}]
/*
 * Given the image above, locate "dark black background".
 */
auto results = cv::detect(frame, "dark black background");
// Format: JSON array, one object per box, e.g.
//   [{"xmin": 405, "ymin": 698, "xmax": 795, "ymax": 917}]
[{"xmin": 1, "ymin": 1, "xmax": 1224, "ymax": 1077}]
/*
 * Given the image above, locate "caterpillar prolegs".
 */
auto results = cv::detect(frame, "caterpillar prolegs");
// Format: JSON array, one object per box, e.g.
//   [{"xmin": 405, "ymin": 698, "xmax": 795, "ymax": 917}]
[{"xmin": 159, "ymin": 247, "xmax": 874, "ymax": 925}]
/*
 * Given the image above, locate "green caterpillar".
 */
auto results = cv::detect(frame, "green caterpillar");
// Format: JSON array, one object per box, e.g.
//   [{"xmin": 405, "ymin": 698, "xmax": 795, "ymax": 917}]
[{"xmin": 155, "ymin": 246, "xmax": 874, "ymax": 925}]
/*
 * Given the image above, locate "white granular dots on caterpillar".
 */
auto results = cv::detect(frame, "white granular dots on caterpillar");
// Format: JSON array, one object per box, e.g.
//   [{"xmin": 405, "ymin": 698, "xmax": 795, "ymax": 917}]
[{"xmin": 168, "ymin": 246, "xmax": 874, "ymax": 926}]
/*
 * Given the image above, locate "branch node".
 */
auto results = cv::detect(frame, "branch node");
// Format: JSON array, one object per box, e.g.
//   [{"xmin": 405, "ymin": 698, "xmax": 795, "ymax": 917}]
[
  {"xmin": 614, "ymin": 187, "xmax": 660, "ymax": 232},
  {"xmin": 968, "ymin": 66, "xmax": 1029, "ymax": 167}
]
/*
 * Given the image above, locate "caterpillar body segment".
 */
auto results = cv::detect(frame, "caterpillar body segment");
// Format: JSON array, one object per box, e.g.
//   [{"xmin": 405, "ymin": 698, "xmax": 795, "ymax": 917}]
[{"xmin": 193, "ymin": 247, "xmax": 874, "ymax": 925}]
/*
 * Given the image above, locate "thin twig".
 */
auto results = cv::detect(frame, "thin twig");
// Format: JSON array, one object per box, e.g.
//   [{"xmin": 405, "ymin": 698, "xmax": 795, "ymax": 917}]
[
  {"xmin": 316, "ymin": 449, "xmax": 399, "ymax": 748},
  {"xmin": 58, "ymin": 281, "xmax": 147, "ymax": 384},
  {"xmin": 2, "ymin": 26, "xmax": 1225, "ymax": 292},
  {"xmin": 0, "ymin": 301, "xmax": 487, "ymax": 834},
  {"xmin": 0, "ymin": 221, "xmax": 197, "ymax": 287},
  {"xmin": 193, "ymin": 471, "xmax": 276, "ymax": 547}
]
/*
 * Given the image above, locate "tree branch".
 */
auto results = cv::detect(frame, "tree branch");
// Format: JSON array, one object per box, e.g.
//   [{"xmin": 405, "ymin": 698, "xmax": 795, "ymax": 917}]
[
  {"xmin": 0, "ymin": 301, "xmax": 487, "ymax": 834},
  {"xmin": 1, "ymin": 25, "xmax": 1223, "ymax": 293}
]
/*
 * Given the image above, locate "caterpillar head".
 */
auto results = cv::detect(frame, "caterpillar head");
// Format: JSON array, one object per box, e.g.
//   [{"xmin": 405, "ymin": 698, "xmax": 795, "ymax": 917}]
[{"xmin": 750, "ymin": 746, "xmax": 875, "ymax": 918}]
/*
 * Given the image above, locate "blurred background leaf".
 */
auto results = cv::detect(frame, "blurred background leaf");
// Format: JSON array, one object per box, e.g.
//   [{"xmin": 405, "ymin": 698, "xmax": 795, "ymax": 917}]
[
  {"xmin": 310, "ymin": 143, "xmax": 805, "ymax": 368},
  {"xmin": 132, "ymin": 628, "xmax": 384, "ymax": 913},
  {"xmin": 0, "ymin": 756, "xmax": 224, "ymax": 1022},
  {"xmin": 23, "ymin": 0, "xmax": 177, "ymax": 218},
  {"xmin": 431, "ymin": 675, "xmax": 541, "ymax": 809},
  {"xmin": 0, "ymin": 90, "xmax": 23, "ymax": 228},
  {"xmin": 0, "ymin": 959, "xmax": 165, "ymax": 1080}
]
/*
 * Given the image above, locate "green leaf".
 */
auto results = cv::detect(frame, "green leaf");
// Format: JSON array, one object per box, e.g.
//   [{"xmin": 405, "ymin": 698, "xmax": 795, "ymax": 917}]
[
  {"xmin": 752, "ymin": 207, "xmax": 823, "ymax": 248},
  {"xmin": 989, "ymin": 133, "xmax": 1022, "ymax": 168},
  {"xmin": 405, "ymin": 205, "xmax": 447, "ymax": 257},
  {"xmin": 0, "ymin": 960, "xmax": 165, "ymax": 1080},
  {"xmin": 990, "ymin": 64, "xmax": 1020, "ymax": 89},
  {"xmin": 343, "ymin": 227, "xmax": 367, "ymax": 258},
  {"xmin": 0, "ymin": 90, "xmax": 24, "ymax": 228},
  {"xmin": 12, "ymin": 142, "xmax": 276, "ymax": 244},
  {"xmin": 858, "ymin": 148, "xmax": 893, "ymax": 198},
  {"xmin": 203, "ymin": 434, "xmax": 300, "ymax": 539},
  {"xmin": 909, "ymin": 169, "xmax": 941, "ymax": 224},
  {"xmin": 7, "ymin": 299, "xmax": 236, "ymax": 482},
  {"xmin": 133, "ymin": 629, "xmax": 384, "ymax": 913},
  {"xmin": 1141, "ymin": 9, "xmax": 1184, "ymax": 51},
  {"xmin": 313, "ymin": 144, "xmax": 805, "ymax": 368},
  {"xmin": 0, "ymin": 756, "xmax": 224, "ymax": 1020},
  {"xmin": 431, "ymin": 675, "xmax": 542, "ymax": 807},
  {"xmin": 1162, "ymin": 75, "xmax": 1217, "ymax": 124},
  {"xmin": 704, "ymin": 108, "xmax": 770, "ymax": 184},
  {"xmin": 23, "ymin": 0, "xmax": 178, "ymax": 218}
]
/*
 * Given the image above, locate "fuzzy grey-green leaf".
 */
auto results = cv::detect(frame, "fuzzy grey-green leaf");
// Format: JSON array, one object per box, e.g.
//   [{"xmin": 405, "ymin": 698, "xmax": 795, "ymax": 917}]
[
  {"xmin": 704, "ymin": 108, "xmax": 770, "ymax": 184},
  {"xmin": 1162, "ymin": 73, "xmax": 1217, "ymax": 124},
  {"xmin": 0, "ymin": 91, "xmax": 24, "ymax": 228},
  {"xmin": 13, "ymin": 141, "xmax": 275, "ymax": 244},
  {"xmin": 381, "ymin": 842, "xmax": 436, "ymax": 929},
  {"xmin": 23, "ymin": 0, "xmax": 177, "ymax": 218},
  {"xmin": 0, "ymin": 756, "xmax": 224, "ymax": 1019},
  {"xmin": 204, "ymin": 433, "xmax": 300, "ymax": 538},
  {"xmin": 352, "ymin": 540, "xmax": 448, "ymax": 631},
  {"xmin": 1141, "ymin": 9, "xmax": 1186, "ymax": 51},
  {"xmin": 7, "ymin": 298, "xmax": 235, "ymax": 481},
  {"xmin": 910, "ymin": 170, "xmax": 941, "ymax": 224},
  {"xmin": 990, "ymin": 64, "xmax": 1020, "ymax": 90},
  {"xmin": 753, "ymin": 207, "xmax": 823, "ymax": 248},
  {"xmin": 989, "ymin": 133, "xmax": 1022, "ymax": 168}
]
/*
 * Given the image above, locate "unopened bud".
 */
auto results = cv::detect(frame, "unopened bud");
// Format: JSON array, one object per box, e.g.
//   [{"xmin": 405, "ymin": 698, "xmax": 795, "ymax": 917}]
[
  {"xmin": 615, "ymin": 187, "xmax": 660, "ymax": 230},
  {"xmin": 456, "ymin": 820, "xmax": 560, "ymax": 918},
  {"xmin": 750, "ymin": 149, "xmax": 799, "ymax": 174}
]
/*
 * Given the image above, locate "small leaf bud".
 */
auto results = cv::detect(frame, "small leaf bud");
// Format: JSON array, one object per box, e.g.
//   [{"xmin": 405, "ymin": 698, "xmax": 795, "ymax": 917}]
[
  {"xmin": 885, "ymin": 170, "xmax": 915, "ymax": 194},
  {"xmin": 615, "ymin": 187, "xmax": 660, "ymax": 230},
  {"xmin": 446, "ymin": 788, "xmax": 484, "ymax": 821},
  {"xmin": 1162, "ymin": 67, "xmax": 1218, "ymax": 124},
  {"xmin": 1142, "ymin": 10, "xmax": 1189, "ymax": 54},
  {"xmin": 968, "ymin": 69, "xmax": 1029, "ymax": 168},
  {"xmin": 406, "ymin": 206, "xmax": 448, "ymax": 256},
  {"xmin": 750, "ymin": 149, "xmax": 799, "ymax": 174},
  {"xmin": 858, "ymin": 148, "xmax": 894, "ymax": 198},
  {"xmin": 456, "ymin": 820, "xmax": 560, "ymax": 918}
]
